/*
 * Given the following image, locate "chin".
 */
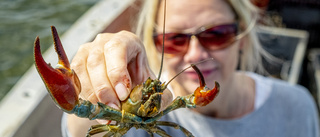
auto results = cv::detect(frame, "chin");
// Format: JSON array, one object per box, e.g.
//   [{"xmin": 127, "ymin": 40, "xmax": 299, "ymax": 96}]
[
  {"xmin": 205, "ymin": 75, "xmax": 221, "ymax": 89},
  {"xmin": 182, "ymin": 80, "xmax": 200, "ymax": 95},
  {"xmin": 180, "ymin": 75, "xmax": 205, "ymax": 93}
]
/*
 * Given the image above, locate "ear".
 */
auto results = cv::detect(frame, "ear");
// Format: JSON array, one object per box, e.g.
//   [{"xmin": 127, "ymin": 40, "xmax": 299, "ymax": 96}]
[
  {"xmin": 238, "ymin": 36, "xmax": 248, "ymax": 51},
  {"xmin": 237, "ymin": 21, "xmax": 249, "ymax": 51}
]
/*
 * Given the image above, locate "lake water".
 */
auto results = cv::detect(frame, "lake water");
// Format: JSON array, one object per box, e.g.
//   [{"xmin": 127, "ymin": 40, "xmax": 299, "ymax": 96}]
[{"xmin": 0, "ymin": 0, "xmax": 98, "ymax": 100}]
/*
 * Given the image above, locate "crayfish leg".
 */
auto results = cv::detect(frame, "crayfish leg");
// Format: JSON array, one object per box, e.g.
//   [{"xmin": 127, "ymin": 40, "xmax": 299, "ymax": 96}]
[
  {"xmin": 86, "ymin": 124, "xmax": 131, "ymax": 137},
  {"xmin": 141, "ymin": 125, "xmax": 171, "ymax": 137},
  {"xmin": 156, "ymin": 121, "xmax": 194, "ymax": 137}
]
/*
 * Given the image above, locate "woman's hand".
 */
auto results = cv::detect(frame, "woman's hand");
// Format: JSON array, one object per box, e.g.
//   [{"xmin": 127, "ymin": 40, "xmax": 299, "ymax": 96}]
[
  {"xmin": 71, "ymin": 31, "xmax": 151, "ymax": 108},
  {"xmin": 69, "ymin": 31, "xmax": 172, "ymax": 125}
]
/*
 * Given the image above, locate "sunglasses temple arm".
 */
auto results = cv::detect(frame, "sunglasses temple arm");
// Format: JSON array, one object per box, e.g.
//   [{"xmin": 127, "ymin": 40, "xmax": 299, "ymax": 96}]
[{"xmin": 235, "ymin": 15, "xmax": 257, "ymax": 40}]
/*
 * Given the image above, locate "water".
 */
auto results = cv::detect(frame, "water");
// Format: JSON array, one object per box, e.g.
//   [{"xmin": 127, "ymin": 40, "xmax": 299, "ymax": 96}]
[{"xmin": 0, "ymin": 0, "xmax": 98, "ymax": 100}]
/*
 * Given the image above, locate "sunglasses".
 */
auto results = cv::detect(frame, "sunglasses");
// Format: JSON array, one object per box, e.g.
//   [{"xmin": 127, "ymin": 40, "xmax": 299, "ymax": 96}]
[{"xmin": 153, "ymin": 23, "xmax": 238, "ymax": 55}]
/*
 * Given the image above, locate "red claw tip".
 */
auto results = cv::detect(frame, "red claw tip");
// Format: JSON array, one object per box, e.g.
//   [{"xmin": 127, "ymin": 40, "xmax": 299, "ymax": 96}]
[{"xmin": 194, "ymin": 81, "xmax": 220, "ymax": 106}]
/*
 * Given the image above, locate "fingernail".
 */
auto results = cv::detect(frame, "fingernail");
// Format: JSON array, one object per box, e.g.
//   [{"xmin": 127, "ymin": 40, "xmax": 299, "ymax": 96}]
[
  {"xmin": 96, "ymin": 119, "xmax": 110, "ymax": 124},
  {"xmin": 107, "ymin": 103, "xmax": 120, "ymax": 110},
  {"xmin": 115, "ymin": 83, "xmax": 129, "ymax": 101}
]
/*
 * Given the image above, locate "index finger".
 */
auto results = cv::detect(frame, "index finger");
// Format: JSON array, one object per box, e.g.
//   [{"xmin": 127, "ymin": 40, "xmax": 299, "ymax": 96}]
[{"xmin": 104, "ymin": 31, "xmax": 146, "ymax": 101}]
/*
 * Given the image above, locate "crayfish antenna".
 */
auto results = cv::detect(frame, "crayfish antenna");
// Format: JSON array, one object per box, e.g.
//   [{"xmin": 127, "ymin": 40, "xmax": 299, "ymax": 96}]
[
  {"xmin": 164, "ymin": 58, "xmax": 215, "ymax": 87},
  {"xmin": 157, "ymin": 0, "xmax": 167, "ymax": 80},
  {"xmin": 34, "ymin": 26, "xmax": 81, "ymax": 112}
]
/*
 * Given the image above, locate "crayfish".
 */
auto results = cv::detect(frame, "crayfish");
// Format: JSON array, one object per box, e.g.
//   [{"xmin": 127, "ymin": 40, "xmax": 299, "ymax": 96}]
[{"xmin": 34, "ymin": 2, "xmax": 219, "ymax": 137}]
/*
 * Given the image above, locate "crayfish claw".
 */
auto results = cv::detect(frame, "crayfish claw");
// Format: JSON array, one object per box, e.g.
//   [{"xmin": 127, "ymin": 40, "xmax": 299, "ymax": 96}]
[
  {"xmin": 51, "ymin": 26, "xmax": 70, "ymax": 69},
  {"xmin": 188, "ymin": 64, "xmax": 220, "ymax": 106},
  {"xmin": 193, "ymin": 81, "xmax": 220, "ymax": 106},
  {"xmin": 34, "ymin": 26, "xmax": 80, "ymax": 112}
]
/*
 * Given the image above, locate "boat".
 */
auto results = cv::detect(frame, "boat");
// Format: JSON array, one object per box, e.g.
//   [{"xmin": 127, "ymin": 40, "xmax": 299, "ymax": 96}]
[
  {"xmin": 0, "ymin": 0, "xmax": 312, "ymax": 136},
  {"xmin": 0, "ymin": 0, "xmax": 139, "ymax": 136}
]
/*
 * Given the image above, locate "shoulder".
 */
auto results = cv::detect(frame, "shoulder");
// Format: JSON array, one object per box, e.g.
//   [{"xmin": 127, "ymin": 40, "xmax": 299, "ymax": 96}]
[
  {"xmin": 249, "ymin": 72, "xmax": 318, "ymax": 119},
  {"xmin": 248, "ymin": 72, "xmax": 314, "ymax": 107},
  {"xmin": 267, "ymin": 76, "xmax": 319, "ymax": 136},
  {"xmin": 248, "ymin": 73, "xmax": 319, "ymax": 136},
  {"xmin": 269, "ymin": 76, "xmax": 314, "ymax": 108}
]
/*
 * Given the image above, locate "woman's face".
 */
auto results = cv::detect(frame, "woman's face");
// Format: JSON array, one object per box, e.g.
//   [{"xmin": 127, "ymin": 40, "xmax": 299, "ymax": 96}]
[{"xmin": 156, "ymin": 0, "xmax": 241, "ymax": 96}]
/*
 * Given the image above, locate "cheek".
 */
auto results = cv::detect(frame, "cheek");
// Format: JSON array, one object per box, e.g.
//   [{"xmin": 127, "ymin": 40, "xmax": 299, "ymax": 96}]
[
  {"xmin": 163, "ymin": 56, "xmax": 183, "ymax": 76},
  {"xmin": 210, "ymin": 44, "xmax": 239, "ymax": 78},
  {"xmin": 163, "ymin": 57, "xmax": 183, "ymax": 80},
  {"xmin": 217, "ymin": 48, "xmax": 238, "ymax": 68}
]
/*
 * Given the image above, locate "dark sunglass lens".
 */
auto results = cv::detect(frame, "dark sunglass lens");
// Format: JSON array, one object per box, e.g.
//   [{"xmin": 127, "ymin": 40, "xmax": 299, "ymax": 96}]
[
  {"xmin": 198, "ymin": 24, "xmax": 237, "ymax": 49},
  {"xmin": 168, "ymin": 33, "xmax": 189, "ymax": 46},
  {"xmin": 153, "ymin": 34, "xmax": 164, "ymax": 51},
  {"xmin": 154, "ymin": 33, "xmax": 189, "ymax": 54}
]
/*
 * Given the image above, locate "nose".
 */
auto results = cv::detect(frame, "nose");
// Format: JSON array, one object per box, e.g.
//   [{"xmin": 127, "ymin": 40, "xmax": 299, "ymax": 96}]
[{"xmin": 183, "ymin": 35, "xmax": 209, "ymax": 63}]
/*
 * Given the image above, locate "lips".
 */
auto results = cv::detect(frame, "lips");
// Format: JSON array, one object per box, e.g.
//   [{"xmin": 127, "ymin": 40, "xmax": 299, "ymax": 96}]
[{"xmin": 184, "ymin": 68, "xmax": 217, "ymax": 80}]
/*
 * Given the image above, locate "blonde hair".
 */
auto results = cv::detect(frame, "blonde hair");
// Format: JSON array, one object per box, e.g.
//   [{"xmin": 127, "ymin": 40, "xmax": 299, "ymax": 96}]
[{"xmin": 135, "ymin": 0, "xmax": 269, "ymax": 75}]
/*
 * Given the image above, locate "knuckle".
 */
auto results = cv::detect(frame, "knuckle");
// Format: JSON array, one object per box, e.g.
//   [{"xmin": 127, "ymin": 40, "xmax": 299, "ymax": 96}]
[
  {"xmin": 90, "ymin": 45, "xmax": 103, "ymax": 54},
  {"xmin": 116, "ymin": 31, "xmax": 141, "ymax": 43},
  {"xmin": 118, "ymin": 30, "xmax": 137, "ymax": 38},
  {"xmin": 94, "ymin": 33, "xmax": 110, "ymax": 41},
  {"xmin": 104, "ymin": 31, "xmax": 143, "ymax": 53},
  {"xmin": 105, "ymin": 39, "xmax": 122, "ymax": 51},
  {"xmin": 117, "ymin": 30, "xmax": 132, "ymax": 36},
  {"xmin": 86, "ymin": 56, "xmax": 99, "ymax": 68},
  {"xmin": 86, "ymin": 51, "xmax": 104, "ymax": 68},
  {"xmin": 95, "ymin": 85, "xmax": 112, "ymax": 97},
  {"xmin": 78, "ymin": 43, "xmax": 91, "ymax": 52},
  {"xmin": 95, "ymin": 33, "xmax": 104, "ymax": 40},
  {"xmin": 107, "ymin": 66, "xmax": 127, "ymax": 80},
  {"xmin": 70, "ymin": 55, "xmax": 87, "ymax": 71},
  {"xmin": 95, "ymin": 85, "xmax": 118, "ymax": 103},
  {"xmin": 71, "ymin": 43, "xmax": 91, "ymax": 69}
]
